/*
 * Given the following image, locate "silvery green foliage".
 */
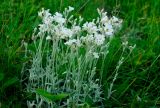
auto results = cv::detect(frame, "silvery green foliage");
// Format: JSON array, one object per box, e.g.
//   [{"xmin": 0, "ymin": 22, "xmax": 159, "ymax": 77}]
[{"xmin": 23, "ymin": 6, "xmax": 123, "ymax": 107}]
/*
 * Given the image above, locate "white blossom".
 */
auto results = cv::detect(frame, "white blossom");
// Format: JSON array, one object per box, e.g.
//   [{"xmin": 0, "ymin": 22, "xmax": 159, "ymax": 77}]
[
  {"xmin": 97, "ymin": 9, "xmax": 123, "ymax": 38},
  {"xmin": 39, "ymin": 9, "xmax": 53, "ymax": 25},
  {"xmin": 43, "ymin": 15, "xmax": 54, "ymax": 25},
  {"xmin": 72, "ymin": 25, "xmax": 81, "ymax": 34},
  {"xmin": 94, "ymin": 34, "xmax": 105, "ymax": 45},
  {"xmin": 27, "ymin": 101, "xmax": 36, "ymax": 108},
  {"xmin": 82, "ymin": 22, "xmax": 98, "ymax": 34},
  {"xmin": 100, "ymin": 15, "xmax": 109, "ymax": 24},
  {"xmin": 84, "ymin": 34, "xmax": 94, "ymax": 43},
  {"xmin": 53, "ymin": 12, "xmax": 66, "ymax": 24},
  {"xmin": 54, "ymin": 26, "xmax": 73, "ymax": 39},
  {"xmin": 92, "ymin": 52, "xmax": 99, "ymax": 59},
  {"xmin": 38, "ymin": 8, "xmax": 45, "ymax": 17},
  {"xmin": 68, "ymin": 6, "xmax": 74, "ymax": 12},
  {"xmin": 64, "ymin": 39, "xmax": 81, "ymax": 46},
  {"xmin": 38, "ymin": 24, "xmax": 48, "ymax": 33},
  {"xmin": 111, "ymin": 16, "xmax": 119, "ymax": 23},
  {"xmin": 46, "ymin": 35, "xmax": 51, "ymax": 40},
  {"xmin": 104, "ymin": 23, "xmax": 114, "ymax": 36}
]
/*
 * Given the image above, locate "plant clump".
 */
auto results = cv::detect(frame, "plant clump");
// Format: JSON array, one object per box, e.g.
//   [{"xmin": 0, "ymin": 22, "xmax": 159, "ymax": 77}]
[{"xmin": 22, "ymin": 6, "xmax": 124, "ymax": 107}]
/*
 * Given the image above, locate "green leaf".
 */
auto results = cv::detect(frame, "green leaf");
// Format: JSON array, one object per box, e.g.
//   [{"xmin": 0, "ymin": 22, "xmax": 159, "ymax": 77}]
[
  {"xmin": 0, "ymin": 73, "xmax": 4, "ymax": 81},
  {"xmin": 35, "ymin": 89, "xmax": 69, "ymax": 102},
  {"xmin": 2, "ymin": 77, "xmax": 18, "ymax": 90}
]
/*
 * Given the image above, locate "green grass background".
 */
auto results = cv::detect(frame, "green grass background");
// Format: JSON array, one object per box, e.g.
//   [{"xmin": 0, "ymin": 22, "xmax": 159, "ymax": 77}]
[{"xmin": 0, "ymin": 0, "xmax": 160, "ymax": 107}]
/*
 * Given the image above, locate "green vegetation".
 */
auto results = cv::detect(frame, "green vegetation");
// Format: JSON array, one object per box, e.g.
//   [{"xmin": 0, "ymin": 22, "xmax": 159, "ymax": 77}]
[{"xmin": 0, "ymin": 0, "xmax": 160, "ymax": 107}]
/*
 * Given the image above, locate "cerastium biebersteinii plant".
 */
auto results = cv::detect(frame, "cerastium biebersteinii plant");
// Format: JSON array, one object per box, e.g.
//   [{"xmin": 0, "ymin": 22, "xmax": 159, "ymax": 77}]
[{"xmin": 21, "ymin": 6, "xmax": 135, "ymax": 107}]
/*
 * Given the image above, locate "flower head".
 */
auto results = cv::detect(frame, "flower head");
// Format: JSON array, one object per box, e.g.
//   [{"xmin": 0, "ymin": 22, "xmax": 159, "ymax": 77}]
[
  {"xmin": 53, "ymin": 12, "xmax": 66, "ymax": 24},
  {"xmin": 82, "ymin": 22, "xmax": 98, "ymax": 34},
  {"xmin": 65, "ymin": 39, "xmax": 81, "ymax": 47}
]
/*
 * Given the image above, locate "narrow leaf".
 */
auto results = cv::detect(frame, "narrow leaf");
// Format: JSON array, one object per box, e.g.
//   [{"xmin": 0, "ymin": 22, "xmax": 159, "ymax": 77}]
[
  {"xmin": 35, "ymin": 89, "xmax": 68, "ymax": 102},
  {"xmin": 2, "ymin": 77, "xmax": 18, "ymax": 89}
]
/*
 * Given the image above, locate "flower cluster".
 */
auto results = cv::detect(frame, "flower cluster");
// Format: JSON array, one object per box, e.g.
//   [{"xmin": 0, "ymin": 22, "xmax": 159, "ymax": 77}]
[
  {"xmin": 25, "ymin": 6, "xmax": 123, "ymax": 107},
  {"xmin": 34, "ymin": 7, "xmax": 122, "ymax": 49}
]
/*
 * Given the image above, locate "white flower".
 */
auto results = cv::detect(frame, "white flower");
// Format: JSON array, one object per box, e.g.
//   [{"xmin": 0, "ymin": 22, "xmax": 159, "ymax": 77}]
[
  {"xmin": 54, "ymin": 26, "xmax": 73, "ymax": 39},
  {"xmin": 39, "ymin": 24, "xmax": 48, "ymax": 33},
  {"xmin": 80, "ymin": 34, "xmax": 94, "ymax": 44},
  {"xmin": 64, "ymin": 39, "xmax": 81, "ymax": 46},
  {"xmin": 38, "ymin": 9, "xmax": 53, "ymax": 22},
  {"xmin": 94, "ymin": 34, "xmax": 105, "ymax": 45},
  {"xmin": 72, "ymin": 26, "xmax": 81, "ymax": 34},
  {"xmin": 60, "ymin": 27, "xmax": 73, "ymax": 39},
  {"xmin": 40, "ymin": 9, "xmax": 53, "ymax": 24},
  {"xmin": 101, "ymin": 15, "xmax": 109, "ymax": 24},
  {"xmin": 38, "ymin": 9, "xmax": 54, "ymax": 34},
  {"xmin": 53, "ymin": 12, "xmax": 66, "ymax": 24},
  {"xmin": 80, "ymin": 36, "xmax": 87, "ymax": 43},
  {"xmin": 105, "ymin": 30, "xmax": 113, "ymax": 36},
  {"xmin": 44, "ymin": 9, "xmax": 51, "ymax": 17},
  {"xmin": 111, "ymin": 16, "xmax": 123, "ymax": 28},
  {"xmin": 97, "ymin": 9, "xmax": 123, "ymax": 38},
  {"xmin": 103, "ymin": 23, "xmax": 114, "ymax": 36},
  {"xmin": 27, "ymin": 101, "xmax": 36, "ymax": 108},
  {"xmin": 111, "ymin": 16, "xmax": 119, "ymax": 23},
  {"xmin": 82, "ymin": 22, "xmax": 98, "ymax": 34},
  {"xmin": 38, "ymin": 8, "xmax": 51, "ymax": 19},
  {"xmin": 92, "ymin": 52, "xmax": 99, "ymax": 59},
  {"xmin": 38, "ymin": 8, "xmax": 45, "ymax": 17},
  {"xmin": 46, "ymin": 35, "xmax": 51, "ymax": 40},
  {"xmin": 65, "ymin": 39, "xmax": 76, "ymax": 46},
  {"xmin": 105, "ymin": 31, "xmax": 113, "ymax": 36},
  {"xmin": 43, "ymin": 15, "xmax": 54, "ymax": 25},
  {"xmin": 87, "ymin": 34, "xmax": 94, "ymax": 42},
  {"xmin": 81, "ymin": 33, "xmax": 105, "ymax": 46},
  {"xmin": 104, "ymin": 23, "xmax": 113, "ymax": 30},
  {"xmin": 68, "ymin": 6, "xmax": 74, "ymax": 12}
]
